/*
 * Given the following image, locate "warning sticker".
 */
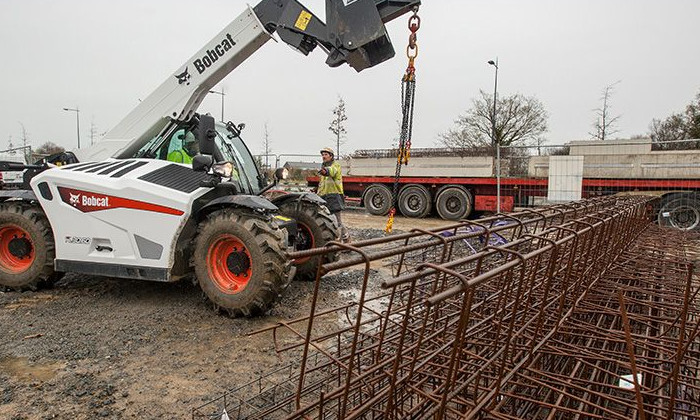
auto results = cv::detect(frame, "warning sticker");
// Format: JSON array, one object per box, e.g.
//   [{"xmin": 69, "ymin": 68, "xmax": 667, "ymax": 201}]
[{"xmin": 294, "ymin": 10, "xmax": 312, "ymax": 31}]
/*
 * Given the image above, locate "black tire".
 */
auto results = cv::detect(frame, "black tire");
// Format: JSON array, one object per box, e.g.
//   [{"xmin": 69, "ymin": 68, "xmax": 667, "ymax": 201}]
[
  {"xmin": 277, "ymin": 200, "xmax": 339, "ymax": 281},
  {"xmin": 193, "ymin": 210, "xmax": 291, "ymax": 317},
  {"xmin": 435, "ymin": 186, "xmax": 473, "ymax": 220},
  {"xmin": 363, "ymin": 184, "xmax": 392, "ymax": 216},
  {"xmin": 657, "ymin": 193, "xmax": 700, "ymax": 231},
  {"xmin": 398, "ymin": 184, "xmax": 432, "ymax": 218},
  {"xmin": 0, "ymin": 202, "xmax": 61, "ymax": 291}
]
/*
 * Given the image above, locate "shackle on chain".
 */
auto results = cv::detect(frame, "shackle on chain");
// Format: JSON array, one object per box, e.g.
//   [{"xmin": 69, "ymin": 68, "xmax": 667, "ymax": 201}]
[{"xmin": 405, "ymin": 8, "xmax": 420, "ymax": 80}]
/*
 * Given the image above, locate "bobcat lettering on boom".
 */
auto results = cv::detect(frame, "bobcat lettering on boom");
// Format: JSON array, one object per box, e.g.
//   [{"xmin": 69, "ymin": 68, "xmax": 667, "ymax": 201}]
[{"xmin": 193, "ymin": 33, "xmax": 237, "ymax": 74}]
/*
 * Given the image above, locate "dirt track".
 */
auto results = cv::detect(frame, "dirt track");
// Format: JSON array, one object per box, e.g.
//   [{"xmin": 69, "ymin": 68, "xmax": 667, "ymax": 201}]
[{"xmin": 0, "ymin": 211, "xmax": 445, "ymax": 419}]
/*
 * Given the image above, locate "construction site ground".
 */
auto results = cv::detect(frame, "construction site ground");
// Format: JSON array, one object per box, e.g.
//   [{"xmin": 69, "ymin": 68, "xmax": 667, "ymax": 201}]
[{"xmin": 0, "ymin": 210, "xmax": 430, "ymax": 419}]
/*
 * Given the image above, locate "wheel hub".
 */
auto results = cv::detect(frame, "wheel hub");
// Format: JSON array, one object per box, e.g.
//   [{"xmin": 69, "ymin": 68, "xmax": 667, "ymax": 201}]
[
  {"xmin": 8, "ymin": 237, "xmax": 32, "ymax": 259},
  {"xmin": 446, "ymin": 197, "xmax": 460, "ymax": 212},
  {"xmin": 670, "ymin": 206, "xmax": 699, "ymax": 230},
  {"xmin": 0, "ymin": 225, "xmax": 36, "ymax": 273},
  {"xmin": 226, "ymin": 249, "xmax": 251, "ymax": 276}
]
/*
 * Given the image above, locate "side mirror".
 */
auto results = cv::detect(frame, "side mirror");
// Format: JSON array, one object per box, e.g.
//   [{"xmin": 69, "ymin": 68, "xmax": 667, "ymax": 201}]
[
  {"xmin": 274, "ymin": 167, "xmax": 289, "ymax": 181},
  {"xmin": 192, "ymin": 154, "xmax": 214, "ymax": 172},
  {"xmin": 198, "ymin": 114, "xmax": 217, "ymax": 156}
]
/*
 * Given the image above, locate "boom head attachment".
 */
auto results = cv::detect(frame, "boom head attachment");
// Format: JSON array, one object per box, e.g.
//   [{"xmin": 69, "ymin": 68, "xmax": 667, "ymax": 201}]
[{"xmin": 255, "ymin": 0, "xmax": 421, "ymax": 72}]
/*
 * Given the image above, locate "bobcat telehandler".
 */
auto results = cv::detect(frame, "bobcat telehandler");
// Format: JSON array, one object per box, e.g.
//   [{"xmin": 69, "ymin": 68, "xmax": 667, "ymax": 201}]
[{"xmin": 0, "ymin": 0, "xmax": 420, "ymax": 316}]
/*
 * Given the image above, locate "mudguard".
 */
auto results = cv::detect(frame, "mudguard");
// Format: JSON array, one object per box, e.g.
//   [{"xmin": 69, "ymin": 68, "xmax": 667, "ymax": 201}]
[
  {"xmin": 197, "ymin": 195, "xmax": 278, "ymax": 219},
  {"xmin": 0, "ymin": 189, "xmax": 38, "ymax": 202},
  {"xmin": 270, "ymin": 192, "xmax": 326, "ymax": 208}
]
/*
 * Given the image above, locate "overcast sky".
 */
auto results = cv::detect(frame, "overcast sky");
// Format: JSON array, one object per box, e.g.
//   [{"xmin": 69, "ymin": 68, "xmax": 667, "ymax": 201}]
[{"xmin": 1, "ymin": 0, "xmax": 698, "ymax": 160}]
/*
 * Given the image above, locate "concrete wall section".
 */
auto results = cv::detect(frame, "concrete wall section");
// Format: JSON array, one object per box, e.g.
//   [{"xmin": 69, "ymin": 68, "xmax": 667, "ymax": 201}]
[
  {"xmin": 548, "ymin": 156, "xmax": 583, "ymax": 202},
  {"xmin": 346, "ymin": 156, "xmax": 495, "ymax": 177}
]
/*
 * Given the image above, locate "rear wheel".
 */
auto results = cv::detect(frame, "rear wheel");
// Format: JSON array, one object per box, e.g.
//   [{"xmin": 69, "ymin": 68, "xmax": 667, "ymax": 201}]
[
  {"xmin": 435, "ymin": 186, "xmax": 473, "ymax": 220},
  {"xmin": 363, "ymin": 184, "xmax": 392, "ymax": 216},
  {"xmin": 398, "ymin": 184, "xmax": 432, "ymax": 218},
  {"xmin": 0, "ymin": 203, "xmax": 62, "ymax": 290},
  {"xmin": 193, "ymin": 210, "xmax": 291, "ymax": 317},
  {"xmin": 277, "ymin": 200, "xmax": 339, "ymax": 281},
  {"xmin": 658, "ymin": 194, "xmax": 700, "ymax": 231}
]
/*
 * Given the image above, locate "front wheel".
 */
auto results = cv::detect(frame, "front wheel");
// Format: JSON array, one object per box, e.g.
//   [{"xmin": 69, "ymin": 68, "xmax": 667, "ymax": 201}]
[
  {"xmin": 363, "ymin": 184, "xmax": 392, "ymax": 216},
  {"xmin": 398, "ymin": 184, "xmax": 432, "ymax": 218},
  {"xmin": 193, "ymin": 210, "xmax": 291, "ymax": 317},
  {"xmin": 435, "ymin": 186, "xmax": 473, "ymax": 220},
  {"xmin": 657, "ymin": 194, "xmax": 700, "ymax": 231},
  {"xmin": 277, "ymin": 200, "xmax": 339, "ymax": 281},
  {"xmin": 0, "ymin": 203, "xmax": 62, "ymax": 290}
]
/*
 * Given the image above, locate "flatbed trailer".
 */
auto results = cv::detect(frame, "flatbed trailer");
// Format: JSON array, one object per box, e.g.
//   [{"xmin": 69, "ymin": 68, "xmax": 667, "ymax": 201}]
[{"xmin": 307, "ymin": 139, "xmax": 700, "ymax": 230}]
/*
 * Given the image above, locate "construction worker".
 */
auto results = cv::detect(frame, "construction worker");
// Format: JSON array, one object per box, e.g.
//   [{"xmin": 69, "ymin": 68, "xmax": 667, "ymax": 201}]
[
  {"xmin": 318, "ymin": 147, "xmax": 349, "ymax": 242},
  {"xmin": 167, "ymin": 130, "xmax": 198, "ymax": 163}
]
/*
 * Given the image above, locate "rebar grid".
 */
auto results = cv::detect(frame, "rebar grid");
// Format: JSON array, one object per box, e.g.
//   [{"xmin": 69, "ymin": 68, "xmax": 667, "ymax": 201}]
[{"xmin": 193, "ymin": 196, "xmax": 700, "ymax": 419}]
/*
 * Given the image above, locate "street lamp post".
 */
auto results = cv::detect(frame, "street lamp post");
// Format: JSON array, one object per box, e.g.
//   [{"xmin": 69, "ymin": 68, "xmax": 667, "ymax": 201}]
[
  {"xmin": 62, "ymin": 106, "xmax": 80, "ymax": 149},
  {"xmin": 208, "ymin": 88, "xmax": 225, "ymax": 122},
  {"xmin": 487, "ymin": 58, "xmax": 500, "ymax": 213}
]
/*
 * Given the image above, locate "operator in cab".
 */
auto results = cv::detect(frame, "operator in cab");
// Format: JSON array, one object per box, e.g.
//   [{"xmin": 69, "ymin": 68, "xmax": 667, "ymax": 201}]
[
  {"xmin": 167, "ymin": 130, "xmax": 198, "ymax": 164},
  {"xmin": 318, "ymin": 147, "xmax": 349, "ymax": 243}
]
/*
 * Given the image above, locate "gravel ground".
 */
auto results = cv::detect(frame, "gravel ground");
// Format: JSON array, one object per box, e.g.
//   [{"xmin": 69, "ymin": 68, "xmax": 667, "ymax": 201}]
[{"xmin": 0, "ymin": 213, "xmax": 426, "ymax": 419}]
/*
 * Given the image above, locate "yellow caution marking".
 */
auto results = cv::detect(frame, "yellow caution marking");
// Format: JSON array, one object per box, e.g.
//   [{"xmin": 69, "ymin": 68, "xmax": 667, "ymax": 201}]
[
  {"xmin": 294, "ymin": 10, "xmax": 312, "ymax": 31},
  {"xmin": 274, "ymin": 215, "xmax": 292, "ymax": 222}
]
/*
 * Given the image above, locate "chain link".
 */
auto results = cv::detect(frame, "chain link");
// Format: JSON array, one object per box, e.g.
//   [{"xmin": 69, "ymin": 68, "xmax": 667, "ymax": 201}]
[{"xmin": 386, "ymin": 8, "xmax": 420, "ymax": 233}]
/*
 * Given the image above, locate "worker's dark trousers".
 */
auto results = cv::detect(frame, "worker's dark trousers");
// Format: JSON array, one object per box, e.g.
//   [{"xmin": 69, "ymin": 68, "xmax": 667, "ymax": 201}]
[{"xmin": 334, "ymin": 212, "xmax": 350, "ymax": 242}]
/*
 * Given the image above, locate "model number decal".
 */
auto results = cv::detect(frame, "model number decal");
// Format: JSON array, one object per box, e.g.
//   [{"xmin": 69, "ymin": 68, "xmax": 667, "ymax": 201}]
[{"xmin": 65, "ymin": 236, "xmax": 91, "ymax": 245}]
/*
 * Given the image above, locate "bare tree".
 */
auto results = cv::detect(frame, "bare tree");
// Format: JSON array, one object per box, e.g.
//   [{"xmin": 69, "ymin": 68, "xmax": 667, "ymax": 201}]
[
  {"xmin": 18, "ymin": 122, "xmax": 31, "ymax": 161},
  {"xmin": 89, "ymin": 118, "xmax": 99, "ymax": 146},
  {"xmin": 649, "ymin": 91, "xmax": 700, "ymax": 150},
  {"xmin": 590, "ymin": 81, "xmax": 621, "ymax": 141},
  {"xmin": 262, "ymin": 122, "xmax": 273, "ymax": 170},
  {"xmin": 328, "ymin": 96, "xmax": 348, "ymax": 156},
  {"xmin": 439, "ymin": 90, "xmax": 548, "ymax": 153},
  {"xmin": 35, "ymin": 142, "xmax": 65, "ymax": 156},
  {"xmin": 6, "ymin": 135, "xmax": 15, "ymax": 153}
]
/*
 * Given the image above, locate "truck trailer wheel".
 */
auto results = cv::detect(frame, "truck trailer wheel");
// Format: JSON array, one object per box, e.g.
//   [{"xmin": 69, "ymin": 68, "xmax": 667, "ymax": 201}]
[
  {"xmin": 436, "ymin": 186, "xmax": 473, "ymax": 220},
  {"xmin": 193, "ymin": 210, "xmax": 291, "ymax": 317},
  {"xmin": 277, "ymin": 200, "xmax": 339, "ymax": 281},
  {"xmin": 363, "ymin": 184, "xmax": 392, "ymax": 216},
  {"xmin": 657, "ymin": 194, "xmax": 700, "ymax": 231},
  {"xmin": 398, "ymin": 184, "xmax": 432, "ymax": 218},
  {"xmin": 0, "ymin": 203, "xmax": 61, "ymax": 290}
]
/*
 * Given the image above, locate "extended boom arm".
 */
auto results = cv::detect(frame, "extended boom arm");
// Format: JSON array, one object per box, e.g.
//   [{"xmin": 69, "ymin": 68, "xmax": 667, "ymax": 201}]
[{"xmin": 78, "ymin": 0, "xmax": 419, "ymax": 162}]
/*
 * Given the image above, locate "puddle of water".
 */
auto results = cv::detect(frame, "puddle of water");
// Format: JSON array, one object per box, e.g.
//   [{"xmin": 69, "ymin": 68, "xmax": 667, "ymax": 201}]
[{"xmin": 0, "ymin": 357, "xmax": 65, "ymax": 383}]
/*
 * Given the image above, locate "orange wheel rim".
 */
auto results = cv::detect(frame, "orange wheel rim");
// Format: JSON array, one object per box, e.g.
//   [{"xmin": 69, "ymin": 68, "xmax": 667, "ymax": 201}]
[
  {"xmin": 206, "ymin": 234, "xmax": 252, "ymax": 294},
  {"xmin": 293, "ymin": 223, "xmax": 314, "ymax": 265},
  {"xmin": 0, "ymin": 225, "xmax": 35, "ymax": 273}
]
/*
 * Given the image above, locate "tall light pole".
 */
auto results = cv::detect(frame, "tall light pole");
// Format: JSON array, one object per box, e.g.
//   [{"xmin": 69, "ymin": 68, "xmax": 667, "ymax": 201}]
[
  {"xmin": 62, "ymin": 106, "xmax": 80, "ymax": 149},
  {"xmin": 208, "ymin": 88, "xmax": 225, "ymax": 122},
  {"xmin": 487, "ymin": 58, "xmax": 500, "ymax": 213}
]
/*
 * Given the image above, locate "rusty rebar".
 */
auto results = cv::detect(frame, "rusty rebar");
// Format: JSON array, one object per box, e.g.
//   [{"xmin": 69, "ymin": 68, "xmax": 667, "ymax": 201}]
[{"xmin": 193, "ymin": 196, "xmax": 700, "ymax": 419}]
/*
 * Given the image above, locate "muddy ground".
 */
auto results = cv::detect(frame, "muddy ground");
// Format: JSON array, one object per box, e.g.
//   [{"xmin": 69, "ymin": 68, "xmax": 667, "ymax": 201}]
[{"xmin": 0, "ymin": 211, "xmax": 444, "ymax": 419}]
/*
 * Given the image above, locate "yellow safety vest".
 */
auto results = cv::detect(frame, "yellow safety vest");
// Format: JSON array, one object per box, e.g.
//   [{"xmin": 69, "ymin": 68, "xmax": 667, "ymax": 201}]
[{"xmin": 317, "ymin": 160, "xmax": 344, "ymax": 196}]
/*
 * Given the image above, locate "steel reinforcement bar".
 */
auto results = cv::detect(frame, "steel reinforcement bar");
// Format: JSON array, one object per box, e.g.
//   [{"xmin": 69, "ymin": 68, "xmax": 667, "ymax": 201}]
[{"xmin": 193, "ymin": 196, "xmax": 700, "ymax": 419}]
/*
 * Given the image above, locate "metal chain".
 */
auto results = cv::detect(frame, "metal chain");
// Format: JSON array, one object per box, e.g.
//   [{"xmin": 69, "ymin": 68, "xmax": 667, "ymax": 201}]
[{"xmin": 386, "ymin": 8, "xmax": 420, "ymax": 233}]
